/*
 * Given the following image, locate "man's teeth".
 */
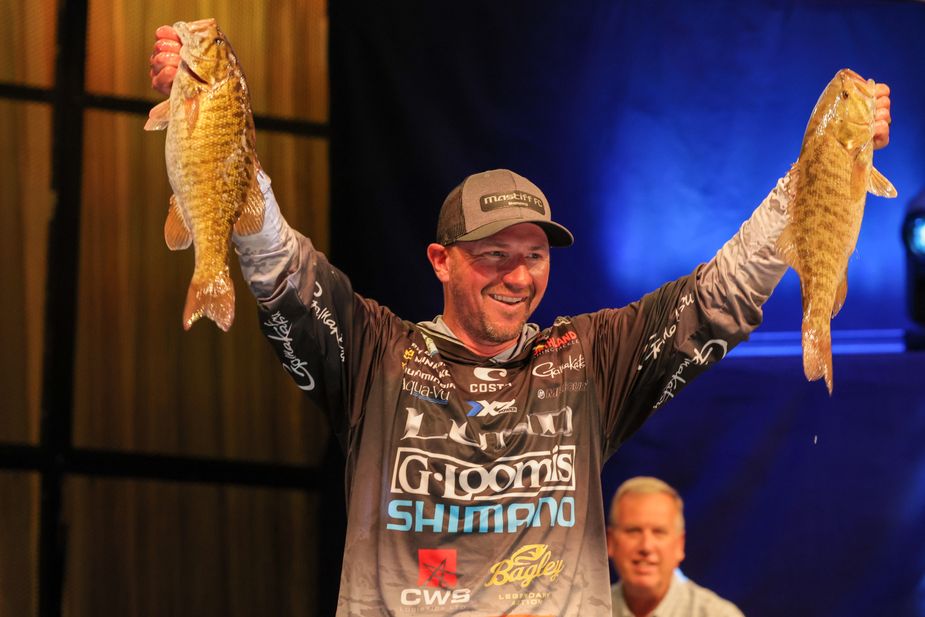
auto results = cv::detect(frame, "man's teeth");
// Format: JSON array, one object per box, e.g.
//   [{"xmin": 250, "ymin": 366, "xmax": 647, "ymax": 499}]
[{"xmin": 490, "ymin": 294, "xmax": 523, "ymax": 304}]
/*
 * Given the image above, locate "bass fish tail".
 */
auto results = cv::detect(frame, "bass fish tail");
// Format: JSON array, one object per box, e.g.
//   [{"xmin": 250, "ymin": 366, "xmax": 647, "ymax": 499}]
[
  {"xmin": 802, "ymin": 324, "xmax": 834, "ymax": 395},
  {"xmin": 182, "ymin": 269, "xmax": 236, "ymax": 332}
]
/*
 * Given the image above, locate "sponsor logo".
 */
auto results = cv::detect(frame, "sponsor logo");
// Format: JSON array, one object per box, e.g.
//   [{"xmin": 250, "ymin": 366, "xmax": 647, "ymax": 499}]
[
  {"xmin": 400, "ymin": 406, "xmax": 572, "ymax": 451},
  {"xmin": 474, "ymin": 367, "xmax": 507, "ymax": 381},
  {"xmin": 641, "ymin": 292, "xmax": 695, "ymax": 368},
  {"xmin": 471, "ymin": 367, "xmax": 512, "ymax": 393},
  {"xmin": 531, "ymin": 354, "xmax": 585, "ymax": 378},
  {"xmin": 536, "ymin": 382, "xmax": 587, "ymax": 400},
  {"xmin": 264, "ymin": 312, "xmax": 315, "ymax": 391},
  {"xmin": 466, "ymin": 400, "xmax": 517, "ymax": 417},
  {"xmin": 402, "ymin": 343, "xmax": 455, "ymax": 404},
  {"xmin": 491, "ymin": 592, "xmax": 553, "ymax": 611},
  {"xmin": 387, "ymin": 496, "xmax": 575, "ymax": 534},
  {"xmin": 486, "ymin": 544, "xmax": 564, "ymax": 588},
  {"xmin": 418, "ymin": 549, "xmax": 457, "ymax": 587},
  {"xmin": 403, "ymin": 379, "xmax": 451, "ymax": 405},
  {"xmin": 654, "ymin": 338, "xmax": 728, "ymax": 408},
  {"xmin": 390, "ymin": 445, "xmax": 574, "ymax": 502},
  {"xmin": 309, "ymin": 283, "xmax": 345, "ymax": 362},
  {"xmin": 480, "ymin": 191, "xmax": 546, "ymax": 214},
  {"xmin": 400, "ymin": 549, "xmax": 471, "ymax": 610},
  {"xmin": 411, "ymin": 350, "xmax": 451, "ymax": 377},
  {"xmin": 402, "ymin": 348, "xmax": 416, "ymax": 368},
  {"xmin": 532, "ymin": 331, "xmax": 578, "ymax": 357}
]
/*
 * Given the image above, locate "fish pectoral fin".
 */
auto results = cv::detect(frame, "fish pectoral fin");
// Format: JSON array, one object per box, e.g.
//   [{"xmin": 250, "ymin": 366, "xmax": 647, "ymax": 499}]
[
  {"xmin": 144, "ymin": 100, "xmax": 171, "ymax": 131},
  {"xmin": 184, "ymin": 96, "xmax": 200, "ymax": 133},
  {"xmin": 868, "ymin": 166, "xmax": 898, "ymax": 198},
  {"xmin": 832, "ymin": 269, "xmax": 848, "ymax": 318},
  {"xmin": 233, "ymin": 182, "xmax": 265, "ymax": 236},
  {"xmin": 164, "ymin": 195, "xmax": 193, "ymax": 250}
]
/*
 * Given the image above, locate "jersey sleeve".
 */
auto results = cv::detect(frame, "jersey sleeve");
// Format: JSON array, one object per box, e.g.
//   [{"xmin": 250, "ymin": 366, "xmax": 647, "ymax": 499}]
[
  {"xmin": 592, "ymin": 172, "xmax": 793, "ymax": 457},
  {"xmin": 231, "ymin": 170, "xmax": 379, "ymax": 445}
]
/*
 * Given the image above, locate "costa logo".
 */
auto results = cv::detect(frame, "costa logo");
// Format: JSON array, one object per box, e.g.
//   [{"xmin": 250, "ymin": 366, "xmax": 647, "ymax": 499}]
[
  {"xmin": 471, "ymin": 366, "xmax": 513, "ymax": 393},
  {"xmin": 474, "ymin": 367, "xmax": 507, "ymax": 381}
]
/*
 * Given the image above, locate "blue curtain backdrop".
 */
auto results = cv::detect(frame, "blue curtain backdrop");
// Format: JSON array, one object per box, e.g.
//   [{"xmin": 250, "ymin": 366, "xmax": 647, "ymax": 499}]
[{"xmin": 328, "ymin": 1, "xmax": 925, "ymax": 615}]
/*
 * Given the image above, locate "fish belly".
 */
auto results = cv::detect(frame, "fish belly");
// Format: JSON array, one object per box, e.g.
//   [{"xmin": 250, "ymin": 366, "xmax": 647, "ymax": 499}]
[
  {"xmin": 165, "ymin": 74, "xmax": 257, "ymax": 330},
  {"xmin": 786, "ymin": 139, "xmax": 867, "ymax": 393}
]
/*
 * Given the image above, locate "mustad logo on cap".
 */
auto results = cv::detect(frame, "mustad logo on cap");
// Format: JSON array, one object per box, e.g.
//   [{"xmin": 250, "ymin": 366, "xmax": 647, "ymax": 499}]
[{"xmin": 480, "ymin": 191, "xmax": 546, "ymax": 214}]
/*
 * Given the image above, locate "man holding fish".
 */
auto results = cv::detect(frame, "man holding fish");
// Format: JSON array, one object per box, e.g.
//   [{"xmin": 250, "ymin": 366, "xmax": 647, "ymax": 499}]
[{"xmin": 150, "ymin": 22, "xmax": 891, "ymax": 617}]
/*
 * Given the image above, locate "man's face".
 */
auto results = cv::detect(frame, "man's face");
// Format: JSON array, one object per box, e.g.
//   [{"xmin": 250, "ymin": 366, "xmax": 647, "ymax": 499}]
[
  {"xmin": 607, "ymin": 492, "xmax": 686, "ymax": 602},
  {"xmin": 429, "ymin": 223, "xmax": 550, "ymax": 355}
]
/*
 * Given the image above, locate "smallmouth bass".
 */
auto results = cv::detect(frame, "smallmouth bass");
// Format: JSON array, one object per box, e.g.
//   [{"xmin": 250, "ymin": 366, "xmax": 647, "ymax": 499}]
[
  {"xmin": 777, "ymin": 68, "xmax": 897, "ymax": 393},
  {"xmin": 144, "ymin": 18, "xmax": 263, "ymax": 331}
]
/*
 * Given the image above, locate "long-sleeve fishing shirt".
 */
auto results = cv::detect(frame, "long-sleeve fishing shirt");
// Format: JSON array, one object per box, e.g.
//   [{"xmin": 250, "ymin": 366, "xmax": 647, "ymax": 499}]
[{"xmin": 233, "ymin": 170, "xmax": 792, "ymax": 616}]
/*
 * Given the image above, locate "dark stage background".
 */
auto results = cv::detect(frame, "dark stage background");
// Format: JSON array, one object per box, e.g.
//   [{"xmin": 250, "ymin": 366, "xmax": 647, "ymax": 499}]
[{"xmin": 328, "ymin": 1, "xmax": 925, "ymax": 616}]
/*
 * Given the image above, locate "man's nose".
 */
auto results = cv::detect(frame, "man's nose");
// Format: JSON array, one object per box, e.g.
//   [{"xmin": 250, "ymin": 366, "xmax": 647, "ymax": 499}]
[
  {"xmin": 501, "ymin": 259, "xmax": 531, "ymax": 288},
  {"xmin": 639, "ymin": 530, "xmax": 656, "ymax": 552}
]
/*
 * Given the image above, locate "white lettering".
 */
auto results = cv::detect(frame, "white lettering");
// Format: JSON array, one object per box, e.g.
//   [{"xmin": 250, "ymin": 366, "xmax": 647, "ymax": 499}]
[
  {"xmin": 263, "ymin": 312, "xmax": 315, "ymax": 391},
  {"xmin": 391, "ymin": 446, "xmax": 576, "ymax": 502},
  {"xmin": 531, "ymin": 354, "xmax": 585, "ymax": 378}
]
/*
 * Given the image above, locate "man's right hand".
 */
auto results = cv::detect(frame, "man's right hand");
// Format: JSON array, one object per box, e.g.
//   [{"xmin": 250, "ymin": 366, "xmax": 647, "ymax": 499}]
[{"xmin": 149, "ymin": 25, "xmax": 181, "ymax": 96}]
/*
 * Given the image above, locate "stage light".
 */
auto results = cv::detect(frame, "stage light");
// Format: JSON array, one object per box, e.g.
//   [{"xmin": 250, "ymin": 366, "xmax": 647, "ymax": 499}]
[
  {"xmin": 902, "ymin": 189, "xmax": 925, "ymax": 325},
  {"xmin": 906, "ymin": 216, "xmax": 925, "ymax": 256}
]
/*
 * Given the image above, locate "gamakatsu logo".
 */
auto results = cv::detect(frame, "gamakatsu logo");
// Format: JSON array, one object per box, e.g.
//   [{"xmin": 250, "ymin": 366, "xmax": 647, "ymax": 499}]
[{"xmin": 390, "ymin": 446, "xmax": 574, "ymax": 502}]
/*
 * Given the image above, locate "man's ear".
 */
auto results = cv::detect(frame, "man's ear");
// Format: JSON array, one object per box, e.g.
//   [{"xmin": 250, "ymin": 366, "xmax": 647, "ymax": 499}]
[{"xmin": 427, "ymin": 243, "xmax": 450, "ymax": 283}]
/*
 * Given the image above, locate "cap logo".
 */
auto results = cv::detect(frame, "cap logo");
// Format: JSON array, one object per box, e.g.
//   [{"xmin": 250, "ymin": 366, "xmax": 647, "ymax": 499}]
[{"xmin": 479, "ymin": 191, "xmax": 546, "ymax": 215}]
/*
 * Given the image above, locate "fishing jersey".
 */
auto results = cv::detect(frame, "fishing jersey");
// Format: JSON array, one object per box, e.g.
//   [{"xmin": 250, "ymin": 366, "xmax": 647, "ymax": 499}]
[{"xmin": 236, "ymin": 171, "xmax": 793, "ymax": 616}]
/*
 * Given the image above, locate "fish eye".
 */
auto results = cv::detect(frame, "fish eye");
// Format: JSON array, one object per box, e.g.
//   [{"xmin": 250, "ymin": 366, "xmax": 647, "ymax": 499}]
[
  {"xmin": 213, "ymin": 38, "xmax": 224, "ymax": 45},
  {"xmin": 841, "ymin": 90, "xmax": 849, "ymax": 99}
]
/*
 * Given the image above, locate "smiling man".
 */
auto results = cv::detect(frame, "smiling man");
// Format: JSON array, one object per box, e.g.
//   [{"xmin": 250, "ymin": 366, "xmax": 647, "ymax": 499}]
[
  {"xmin": 608, "ymin": 477, "xmax": 744, "ymax": 617},
  {"xmin": 149, "ymin": 25, "xmax": 892, "ymax": 617}
]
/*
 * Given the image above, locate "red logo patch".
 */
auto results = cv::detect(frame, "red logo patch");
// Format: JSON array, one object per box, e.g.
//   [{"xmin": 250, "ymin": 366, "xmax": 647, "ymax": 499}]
[{"xmin": 418, "ymin": 549, "xmax": 458, "ymax": 588}]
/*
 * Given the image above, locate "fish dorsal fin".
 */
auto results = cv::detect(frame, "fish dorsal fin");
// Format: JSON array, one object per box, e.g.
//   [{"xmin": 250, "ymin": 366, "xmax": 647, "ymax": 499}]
[
  {"xmin": 868, "ymin": 166, "xmax": 898, "ymax": 198},
  {"xmin": 144, "ymin": 100, "xmax": 171, "ymax": 131},
  {"xmin": 164, "ymin": 194, "xmax": 193, "ymax": 250},
  {"xmin": 832, "ymin": 268, "xmax": 848, "ymax": 318},
  {"xmin": 233, "ymin": 179, "xmax": 265, "ymax": 236}
]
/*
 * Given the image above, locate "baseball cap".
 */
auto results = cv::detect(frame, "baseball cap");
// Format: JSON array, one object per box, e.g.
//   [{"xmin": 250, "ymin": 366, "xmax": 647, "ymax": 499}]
[{"xmin": 435, "ymin": 169, "xmax": 574, "ymax": 247}]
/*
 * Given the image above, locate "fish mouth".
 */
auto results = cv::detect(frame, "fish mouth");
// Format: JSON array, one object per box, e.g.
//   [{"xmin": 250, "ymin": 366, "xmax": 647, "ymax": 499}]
[
  {"xmin": 839, "ymin": 68, "xmax": 875, "ymax": 98},
  {"xmin": 841, "ymin": 68, "xmax": 866, "ymax": 84}
]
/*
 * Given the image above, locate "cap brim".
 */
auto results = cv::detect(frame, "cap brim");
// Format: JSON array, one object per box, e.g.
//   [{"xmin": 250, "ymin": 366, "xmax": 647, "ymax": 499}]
[{"xmin": 453, "ymin": 219, "xmax": 574, "ymax": 247}]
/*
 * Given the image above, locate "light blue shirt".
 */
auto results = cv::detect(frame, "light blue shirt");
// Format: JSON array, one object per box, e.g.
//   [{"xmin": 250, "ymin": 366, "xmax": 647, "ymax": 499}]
[{"xmin": 611, "ymin": 572, "xmax": 745, "ymax": 617}]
